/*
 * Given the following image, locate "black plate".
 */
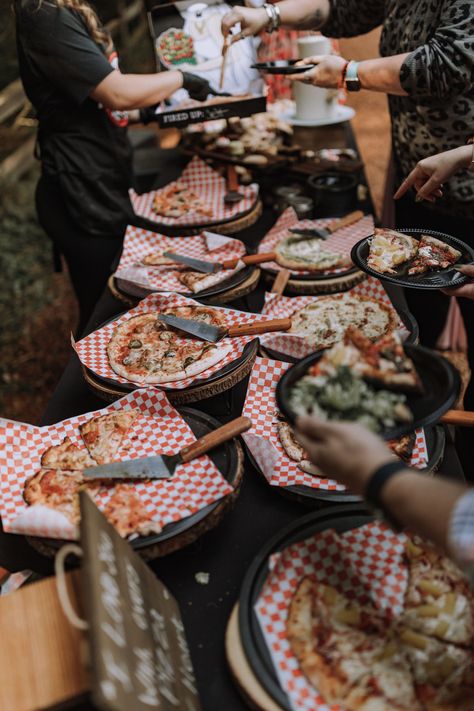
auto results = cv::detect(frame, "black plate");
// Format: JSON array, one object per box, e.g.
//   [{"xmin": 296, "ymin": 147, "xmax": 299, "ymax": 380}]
[
  {"xmin": 239, "ymin": 505, "xmax": 374, "ymax": 710},
  {"xmin": 245, "ymin": 424, "xmax": 445, "ymax": 506},
  {"xmin": 114, "ymin": 263, "xmax": 255, "ymax": 301},
  {"xmin": 351, "ymin": 228, "xmax": 474, "ymax": 289},
  {"xmin": 260, "ymin": 306, "xmax": 419, "ymax": 364},
  {"xmin": 276, "ymin": 344, "xmax": 460, "ymax": 439},
  {"xmin": 35, "ymin": 407, "xmax": 240, "ymax": 553},
  {"xmin": 252, "ymin": 60, "xmax": 315, "ymax": 75},
  {"xmin": 82, "ymin": 312, "xmax": 258, "ymax": 394}
]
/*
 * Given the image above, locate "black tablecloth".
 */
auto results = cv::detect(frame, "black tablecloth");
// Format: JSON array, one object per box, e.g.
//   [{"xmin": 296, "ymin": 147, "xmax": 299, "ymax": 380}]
[{"xmin": 0, "ymin": 126, "xmax": 465, "ymax": 711}]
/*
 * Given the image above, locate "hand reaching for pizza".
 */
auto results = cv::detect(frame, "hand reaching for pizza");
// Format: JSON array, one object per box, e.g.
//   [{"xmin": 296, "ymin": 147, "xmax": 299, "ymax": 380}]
[
  {"xmin": 394, "ymin": 145, "xmax": 472, "ymax": 204},
  {"xmin": 442, "ymin": 263, "xmax": 474, "ymax": 299},
  {"xmin": 294, "ymin": 416, "xmax": 394, "ymax": 493}
]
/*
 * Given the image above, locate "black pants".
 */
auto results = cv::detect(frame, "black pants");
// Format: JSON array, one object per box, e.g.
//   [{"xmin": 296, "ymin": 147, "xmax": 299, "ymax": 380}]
[
  {"xmin": 395, "ymin": 195, "xmax": 474, "ymax": 477},
  {"xmin": 36, "ymin": 175, "xmax": 124, "ymax": 336}
]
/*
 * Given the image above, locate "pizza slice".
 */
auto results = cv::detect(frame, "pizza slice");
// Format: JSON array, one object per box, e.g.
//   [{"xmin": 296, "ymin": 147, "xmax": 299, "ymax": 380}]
[
  {"xmin": 367, "ymin": 228, "xmax": 419, "ymax": 274},
  {"xmin": 178, "ymin": 269, "xmax": 238, "ymax": 294},
  {"xmin": 402, "ymin": 536, "xmax": 474, "ymax": 647},
  {"xmin": 103, "ymin": 484, "xmax": 162, "ymax": 538},
  {"xmin": 23, "ymin": 468, "xmax": 100, "ymax": 525},
  {"xmin": 41, "ymin": 436, "xmax": 96, "ymax": 470},
  {"xmin": 79, "ymin": 410, "xmax": 139, "ymax": 466},
  {"xmin": 275, "ymin": 233, "xmax": 352, "ymax": 271},
  {"xmin": 287, "ymin": 578, "xmax": 420, "ymax": 710},
  {"xmin": 388, "ymin": 432, "xmax": 416, "ymax": 462},
  {"xmin": 277, "ymin": 421, "xmax": 319, "ymax": 476},
  {"xmin": 162, "ymin": 304, "xmax": 226, "ymax": 328},
  {"xmin": 152, "ymin": 183, "xmax": 214, "ymax": 219},
  {"xmin": 141, "ymin": 252, "xmax": 184, "ymax": 267},
  {"xmin": 399, "ymin": 628, "xmax": 474, "ymax": 711},
  {"xmin": 408, "ymin": 235, "xmax": 462, "ymax": 276}
]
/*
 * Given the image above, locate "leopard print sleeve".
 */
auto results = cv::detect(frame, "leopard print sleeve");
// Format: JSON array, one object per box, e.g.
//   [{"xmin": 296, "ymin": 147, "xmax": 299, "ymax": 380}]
[
  {"xmin": 399, "ymin": 1, "xmax": 474, "ymax": 101},
  {"xmin": 323, "ymin": 0, "xmax": 385, "ymax": 38}
]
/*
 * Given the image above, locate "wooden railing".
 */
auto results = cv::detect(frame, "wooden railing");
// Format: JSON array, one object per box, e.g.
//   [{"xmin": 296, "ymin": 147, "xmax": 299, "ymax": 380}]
[{"xmin": 0, "ymin": 0, "xmax": 146, "ymax": 186}]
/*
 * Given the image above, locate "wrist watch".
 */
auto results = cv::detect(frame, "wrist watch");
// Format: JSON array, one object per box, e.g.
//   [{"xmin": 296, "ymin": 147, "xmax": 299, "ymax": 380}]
[
  {"xmin": 345, "ymin": 60, "xmax": 361, "ymax": 92},
  {"xmin": 364, "ymin": 460, "xmax": 408, "ymax": 531}
]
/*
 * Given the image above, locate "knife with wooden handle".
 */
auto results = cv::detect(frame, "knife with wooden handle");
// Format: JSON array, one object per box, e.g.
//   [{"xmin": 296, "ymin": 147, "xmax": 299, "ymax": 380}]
[
  {"xmin": 163, "ymin": 251, "xmax": 276, "ymax": 273},
  {"xmin": 157, "ymin": 314, "xmax": 291, "ymax": 342},
  {"xmin": 289, "ymin": 209, "xmax": 364, "ymax": 239},
  {"xmin": 271, "ymin": 269, "xmax": 291, "ymax": 296},
  {"xmin": 440, "ymin": 410, "xmax": 474, "ymax": 427}
]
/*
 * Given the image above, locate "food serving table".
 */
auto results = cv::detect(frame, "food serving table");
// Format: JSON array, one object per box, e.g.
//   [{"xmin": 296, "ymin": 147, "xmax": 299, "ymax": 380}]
[{"xmin": 0, "ymin": 127, "xmax": 465, "ymax": 711}]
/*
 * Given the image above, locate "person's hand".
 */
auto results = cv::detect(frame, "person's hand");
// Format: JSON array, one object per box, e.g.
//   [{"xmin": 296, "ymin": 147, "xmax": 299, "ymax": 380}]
[
  {"xmin": 295, "ymin": 416, "xmax": 394, "ymax": 494},
  {"xmin": 287, "ymin": 55, "xmax": 347, "ymax": 88},
  {"xmin": 442, "ymin": 263, "xmax": 474, "ymax": 299},
  {"xmin": 180, "ymin": 72, "xmax": 212, "ymax": 102},
  {"xmin": 394, "ymin": 146, "xmax": 472, "ymax": 204},
  {"xmin": 221, "ymin": 6, "xmax": 269, "ymax": 42}
]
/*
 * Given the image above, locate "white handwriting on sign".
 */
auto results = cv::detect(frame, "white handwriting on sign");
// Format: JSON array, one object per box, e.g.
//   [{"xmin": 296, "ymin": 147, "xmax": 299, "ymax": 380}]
[
  {"xmin": 171, "ymin": 615, "xmax": 198, "ymax": 696},
  {"xmin": 102, "ymin": 649, "xmax": 133, "ymax": 693},
  {"xmin": 134, "ymin": 647, "xmax": 160, "ymax": 707},
  {"xmin": 98, "ymin": 531, "xmax": 126, "ymax": 647},
  {"xmin": 125, "ymin": 560, "xmax": 147, "ymax": 631},
  {"xmin": 150, "ymin": 608, "xmax": 169, "ymax": 651},
  {"xmin": 150, "ymin": 608, "xmax": 180, "ymax": 706}
]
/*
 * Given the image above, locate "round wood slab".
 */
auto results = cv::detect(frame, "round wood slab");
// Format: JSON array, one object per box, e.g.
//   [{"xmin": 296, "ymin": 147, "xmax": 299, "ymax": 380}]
[{"xmin": 262, "ymin": 267, "xmax": 365, "ymax": 295}]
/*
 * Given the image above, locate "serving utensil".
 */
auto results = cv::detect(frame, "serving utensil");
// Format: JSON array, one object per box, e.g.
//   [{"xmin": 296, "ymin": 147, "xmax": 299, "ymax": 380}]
[
  {"xmin": 162, "ymin": 250, "xmax": 276, "ymax": 274},
  {"xmin": 157, "ymin": 314, "xmax": 291, "ymax": 343},
  {"xmin": 289, "ymin": 209, "xmax": 364, "ymax": 239},
  {"xmin": 440, "ymin": 410, "xmax": 474, "ymax": 427},
  {"xmin": 84, "ymin": 416, "xmax": 251, "ymax": 480},
  {"xmin": 224, "ymin": 165, "xmax": 244, "ymax": 205}
]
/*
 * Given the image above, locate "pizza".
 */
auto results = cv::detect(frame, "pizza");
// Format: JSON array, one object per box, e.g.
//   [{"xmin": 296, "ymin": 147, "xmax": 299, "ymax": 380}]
[
  {"xmin": 41, "ymin": 436, "xmax": 95, "ymax": 470},
  {"xmin": 107, "ymin": 312, "xmax": 230, "ymax": 385},
  {"xmin": 289, "ymin": 294, "xmax": 398, "ymax": 348},
  {"xmin": 275, "ymin": 233, "xmax": 351, "ymax": 271},
  {"xmin": 408, "ymin": 235, "xmax": 462, "ymax": 276},
  {"xmin": 23, "ymin": 469, "xmax": 99, "ymax": 525},
  {"xmin": 141, "ymin": 252, "xmax": 183, "ymax": 268},
  {"xmin": 367, "ymin": 228, "xmax": 419, "ymax": 274},
  {"xmin": 152, "ymin": 183, "xmax": 214, "ymax": 219},
  {"xmin": 276, "ymin": 421, "xmax": 317, "ymax": 476},
  {"xmin": 156, "ymin": 28, "xmax": 196, "ymax": 68},
  {"xmin": 177, "ymin": 268, "xmax": 241, "ymax": 294},
  {"xmin": 388, "ymin": 432, "xmax": 416, "ymax": 462},
  {"xmin": 79, "ymin": 410, "xmax": 138, "ymax": 465},
  {"xmin": 103, "ymin": 484, "xmax": 161, "ymax": 538},
  {"xmin": 287, "ymin": 578, "xmax": 420, "ymax": 711}
]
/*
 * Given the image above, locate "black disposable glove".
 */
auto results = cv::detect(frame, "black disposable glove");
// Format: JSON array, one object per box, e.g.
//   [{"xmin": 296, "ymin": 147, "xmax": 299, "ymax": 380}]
[
  {"xmin": 139, "ymin": 105, "xmax": 160, "ymax": 124},
  {"xmin": 180, "ymin": 72, "xmax": 213, "ymax": 102}
]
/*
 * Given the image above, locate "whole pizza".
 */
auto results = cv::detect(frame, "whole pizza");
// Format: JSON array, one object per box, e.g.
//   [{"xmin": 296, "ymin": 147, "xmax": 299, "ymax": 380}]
[
  {"xmin": 289, "ymin": 294, "xmax": 399, "ymax": 348},
  {"xmin": 156, "ymin": 28, "xmax": 196, "ymax": 68},
  {"xmin": 107, "ymin": 306, "xmax": 230, "ymax": 385},
  {"xmin": 152, "ymin": 183, "xmax": 214, "ymax": 220},
  {"xmin": 275, "ymin": 233, "xmax": 352, "ymax": 271}
]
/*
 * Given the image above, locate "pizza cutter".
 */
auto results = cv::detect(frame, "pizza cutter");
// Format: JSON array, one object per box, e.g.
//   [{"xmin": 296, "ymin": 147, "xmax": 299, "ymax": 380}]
[
  {"xmin": 162, "ymin": 250, "xmax": 276, "ymax": 273},
  {"xmin": 289, "ymin": 209, "xmax": 364, "ymax": 239},
  {"xmin": 157, "ymin": 314, "xmax": 291, "ymax": 342},
  {"xmin": 83, "ymin": 416, "xmax": 251, "ymax": 480}
]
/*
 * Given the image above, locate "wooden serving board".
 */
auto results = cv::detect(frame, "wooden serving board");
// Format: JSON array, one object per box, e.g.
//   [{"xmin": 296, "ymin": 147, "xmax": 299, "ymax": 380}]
[
  {"xmin": 147, "ymin": 199, "xmax": 262, "ymax": 237},
  {"xmin": 262, "ymin": 268, "xmax": 366, "ymax": 295},
  {"xmin": 226, "ymin": 604, "xmax": 284, "ymax": 711},
  {"xmin": 0, "ymin": 571, "xmax": 89, "ymax": 711}
]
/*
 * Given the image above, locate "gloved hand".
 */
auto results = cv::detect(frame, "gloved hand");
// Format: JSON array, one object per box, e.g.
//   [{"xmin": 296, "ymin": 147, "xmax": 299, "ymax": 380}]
[
  {"xmin": 139, "ymin": 105, "xmax": 160, "ymax": 124},
  {"xmin": 180, "ymin": 72, "xmax": 213, "ymax": 102}
]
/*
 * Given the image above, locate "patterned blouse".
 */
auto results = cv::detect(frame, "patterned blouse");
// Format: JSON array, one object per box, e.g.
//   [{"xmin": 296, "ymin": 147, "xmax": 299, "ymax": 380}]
[{"xmin": 324, "ymin": 0, "xmax": 474, "ymax": 218}]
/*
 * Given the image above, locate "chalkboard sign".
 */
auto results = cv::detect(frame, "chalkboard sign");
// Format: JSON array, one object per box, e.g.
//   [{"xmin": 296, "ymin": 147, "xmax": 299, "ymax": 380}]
[{"xmin": 79, "ymin": 493, "xmax": 201, "ymax": 711}]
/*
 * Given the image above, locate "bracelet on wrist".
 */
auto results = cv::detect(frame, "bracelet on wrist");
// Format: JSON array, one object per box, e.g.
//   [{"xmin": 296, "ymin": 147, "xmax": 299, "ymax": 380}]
[
  {"xmin": 364, "ymin": 460, "xmax": 408, "ymax": 531},
  {"xmin": 263, "ymin": 3, "xmax": 279, "ymax": 33}
]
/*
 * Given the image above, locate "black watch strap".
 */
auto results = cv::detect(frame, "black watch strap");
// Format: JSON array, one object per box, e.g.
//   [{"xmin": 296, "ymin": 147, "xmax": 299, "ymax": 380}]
[{"xmin": 365, "ymin": 461, "xmax": 408, "ymax": 531}]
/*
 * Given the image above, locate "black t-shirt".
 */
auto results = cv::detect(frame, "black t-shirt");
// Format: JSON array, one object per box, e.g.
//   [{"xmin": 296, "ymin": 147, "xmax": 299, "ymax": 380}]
[{"xmin": 15, "ymin": 0, "xmax": 134, "ymax": 236}]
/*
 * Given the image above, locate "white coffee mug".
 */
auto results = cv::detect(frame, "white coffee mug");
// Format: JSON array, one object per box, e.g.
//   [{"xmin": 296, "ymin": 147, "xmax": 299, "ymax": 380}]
[{"xmin": 293, "ymin": 35, "xmax": 337, "ymax": 121}]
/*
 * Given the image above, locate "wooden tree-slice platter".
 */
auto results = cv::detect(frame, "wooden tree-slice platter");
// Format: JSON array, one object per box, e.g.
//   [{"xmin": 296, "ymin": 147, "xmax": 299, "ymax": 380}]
[
  {"xmin": 81, "ymin": 340, "xmax": 258, "ymax": 406},
  {"xmin": 262, "ymin": 267, "xmax": 365, "ymax": 295},
  {"xmin": 226, "ymin": 604, "xmax": 284, "ymax": 711},
  {"xmin": 27, "ymin": 408, "xmax": 245, "ymax": 561},
  {"xmin": 140, "ymin": 198, "xmax": 262, "ymax": 237}
]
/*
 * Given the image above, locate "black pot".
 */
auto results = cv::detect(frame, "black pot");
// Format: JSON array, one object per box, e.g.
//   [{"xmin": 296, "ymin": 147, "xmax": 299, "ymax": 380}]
[{"xmin": 307, "ymin": 171, "xmax": 359, "ymax": 217}]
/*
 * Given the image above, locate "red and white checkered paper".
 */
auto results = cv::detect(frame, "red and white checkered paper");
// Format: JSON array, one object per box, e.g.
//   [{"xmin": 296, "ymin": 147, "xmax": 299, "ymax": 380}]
[
  {"xmin": 242, "ymin": 357, "xmax": 428, "ymax": 491},
  {"xmin": 73, "ymin": 293, "xmax": 276, "ymax": 390},
  {"xmin": 255, "ymin": 522, "xmax": 409, "ymax": 711},
  {"xmin": 114, "ymin": 229, "xmax": 247, "ymax": 295},
  {"xmin": 258, "ymin": 207, "xmax": 374, "ymax": 275},
  {"xmin": 260, "ymin": 276, "xmax": 408, "ymax": 360},
  {"xmin": 0, "ymin": 389, "xmax": 233, "ymax": 541},
  {"xmin": 130, "ymin": 156, "xmax": 259, "ymax": 226}
]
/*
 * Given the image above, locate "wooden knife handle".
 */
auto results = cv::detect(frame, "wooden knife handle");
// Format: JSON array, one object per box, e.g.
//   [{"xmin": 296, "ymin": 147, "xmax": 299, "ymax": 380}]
[
  {"xmin": 271, "ymin": 269, "xmax": 291, "ymax": 295},
  {"xmin": 179, "ymin": 416, "xmax": 252, "ymax": 462},
  {"xmin": 221, "ymin": 252, "xmax": 276, "ymax": 269},
  {"xmin": 0, "ymin": 567, "xmax": 10, "ymax": 585},
  {"xmin": 227, "ymin": 164, "xmax": 240, "ymax": 192},
  {"xmin": 440, "ymin": 410, "xmax": 474, "ymax": 427},
  {"xmin": 227, "ymin": 318, "xmax": 291, "ymax": 337},
  {"xmin": 327, "ymin": 210, "xmax": 364, "ymax": 234}
]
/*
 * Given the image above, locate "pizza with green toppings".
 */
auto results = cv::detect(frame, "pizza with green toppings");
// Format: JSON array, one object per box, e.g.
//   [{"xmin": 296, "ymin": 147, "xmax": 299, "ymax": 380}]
[{"xmin": 156, "ymin": 28, "xmax": 197, "ymax": 68}]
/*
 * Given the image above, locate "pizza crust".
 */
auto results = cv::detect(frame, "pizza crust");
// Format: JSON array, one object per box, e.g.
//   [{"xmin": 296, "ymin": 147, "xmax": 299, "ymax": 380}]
[
  {"xmin": 178, "ymin": 265, "xmax": 244, "ymax": 294},
  {"xmin": 41, "ymin": 436, "xmax": 96, "ymax": 470},
  {"xmin": 103, "ymin": 484, "xmax": 162, "ymax": 538},
  {"xmin": 23, "ymin": 469, "xmax": 99, "ymax": 524},
  {"xmin": 79, "ymin": 410, "xmax": 139, "ymax": 465}
]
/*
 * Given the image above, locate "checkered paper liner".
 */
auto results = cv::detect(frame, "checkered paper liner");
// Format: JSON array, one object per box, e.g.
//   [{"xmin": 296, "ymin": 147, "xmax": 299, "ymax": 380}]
[
  {"xmin": 255, "ymin": 522, "xmax": 409, "ymax": 711},
  {"xmin": 260, "ymin": 276, "xmax": 409, "ymax": 360},
  {"xmin": 73, "ymin": 293, "xmax": 276, "ymax": 391},
  {"xmin": 242, "ymin": 357, "xmax": 428, "ymax": 491},
  {"xmin": 0, "ymin": 389, "xmax": 233, "ymax": 541},
  {"xmin": 130, "ymin": 156, "xmax": 259, "ymax": 226},
  {"xmin": 258, "ymin": 207, "xmax": 374, "ymax": 275},
  {"xmin": 114, "ymin": 229, "xmax": 247, "ymax": 295}
]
